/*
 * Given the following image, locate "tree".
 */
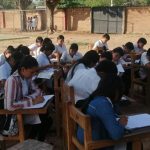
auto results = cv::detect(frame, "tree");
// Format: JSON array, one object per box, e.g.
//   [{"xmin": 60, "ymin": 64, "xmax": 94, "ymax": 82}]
[
  {"xmin": 18, "ymin": 0, "xmax": 32, "ymax": 31},
  {"xmin": 46, "ymin": 0, "xmax": 60, "ymax": 33}
]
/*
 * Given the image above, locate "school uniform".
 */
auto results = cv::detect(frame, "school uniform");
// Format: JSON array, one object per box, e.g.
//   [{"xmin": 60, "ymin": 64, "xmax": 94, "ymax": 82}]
[
  {"xmin": 60, "ymin": 51, "xmax": 82, "ymax": 64},
  {"xmin": 0, "ymin": 61, "xmax": 12, "ymax": 81},
  {"xmin": 139, "ymin": 52, "xmax": 150, "ymax": 80},
  {"xmin": 93, "ymin": 40, "xmax": 109, "ymax": 50},
  {"xmin": 0, "ymin": 53, "xmax": 6, "ymax": 66},
  {"xmin": 36, "ymin": 52, "xmax": 51, "ymax": 67},
  {"xmin": 28, "ymin": 44, "xmax": 41, "ymax": 57},
  {"xmin": 66, "ymin": 63, "xmax": 87, "ymax": 83},
  {"xmin": 68, "ymin": 68, "xmax": 100, "ymax": 103},
  {"xmin": 77, "ymin": 96, "xmax": 125, "ymax": 150},
  {"xmin": 54, "ymin": 44, "xmax": 67, "ymax": 54}
]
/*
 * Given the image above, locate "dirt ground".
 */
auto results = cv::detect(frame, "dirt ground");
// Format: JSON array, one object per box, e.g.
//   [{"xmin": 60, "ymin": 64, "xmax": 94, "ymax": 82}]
[
  {"xmin": 1, "ymin": 31, "xmax": 150, "ymax": 149},
  {"xmin": 0, "ymin": 31, "xmax": 150, "ymax": 54}
]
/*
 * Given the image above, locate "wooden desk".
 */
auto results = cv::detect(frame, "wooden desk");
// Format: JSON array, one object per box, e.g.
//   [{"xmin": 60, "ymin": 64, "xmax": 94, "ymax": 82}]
[{"xmin": 0, "ymin": 98, "xmax": 53, "ymax": 143}]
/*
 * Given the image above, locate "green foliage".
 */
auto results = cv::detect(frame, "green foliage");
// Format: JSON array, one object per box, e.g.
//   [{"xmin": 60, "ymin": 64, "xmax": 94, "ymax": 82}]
[{"xmin": 0, "ymin": 0, "xmax": 18, "ymax": 9}]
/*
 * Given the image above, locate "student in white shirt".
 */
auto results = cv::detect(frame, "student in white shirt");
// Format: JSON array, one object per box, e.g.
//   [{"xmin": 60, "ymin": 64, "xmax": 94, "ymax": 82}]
[
  {"xmin": 0, "ymin": 45, "xmax": 15, "ymax": 66},
  {"xmin": 92, "ymin": 33, "xmax": 110, "ymax": 54},
  {"xmin": 66, "ymin": 50, "xmax": 99, "ymax": 83},
  {"xmin": 134, "ymin": 37, "xmax": 147, "ymax": 55},
  {"xmin": 60, "ymin": 43, "xmax": 82, "ymax": 64},
  {"xmin": 52, "ymin": 35, "xmax": 67, "ymax": 60},
  {"xmin": 100, "ymin": 51, "xmax": 112, "ymax": 62},
  {"xmin": 68, "ymin": 60, "xmax": 117, "ymax": 104},
  {"xmin": 36, "ymin": 43, "xmax": 55, "ymax": 71},
  {"xmin": 139, "ymin": 48, "xmax": 150, "ymax": 80},
  {"xmin": 28, "ymin": 36, "xmax": 43, "ymax": 57},
  {"xmin": 112, "ymin": 47, "xmax": 125, "ymax": 76},
  {"xmin": 16, "ymin": 45, "xmax": 30, "ymax": 56}
]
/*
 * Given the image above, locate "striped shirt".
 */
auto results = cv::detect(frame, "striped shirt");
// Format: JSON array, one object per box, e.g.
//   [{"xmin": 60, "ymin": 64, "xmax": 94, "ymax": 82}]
[{"xmin": 4, "ymin": 71, "xmax": 41, "ymax": 111}]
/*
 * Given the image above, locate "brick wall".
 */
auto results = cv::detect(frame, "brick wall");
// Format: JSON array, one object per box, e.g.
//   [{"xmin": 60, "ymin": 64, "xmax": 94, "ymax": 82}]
[
  {"xmin": 66, "ymin": 8, "xmax": 91, "ymax": 32},
  {"xmin": 126, "ymin": 7, "xmax": 150, "ymax": 33}
]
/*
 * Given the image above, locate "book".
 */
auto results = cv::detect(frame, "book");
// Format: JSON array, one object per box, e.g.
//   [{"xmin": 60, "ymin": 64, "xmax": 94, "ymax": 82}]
[
  {"xmin": 37, "ymin": 69, "xmax": 54, "ymax": 79},
  {"xmin": 24, "ymin": 95, "xmax": 54, "ymax": 109}
]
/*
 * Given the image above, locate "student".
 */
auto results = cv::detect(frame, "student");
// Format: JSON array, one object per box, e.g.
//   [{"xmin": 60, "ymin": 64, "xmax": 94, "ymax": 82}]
[
  {"xmin": 16, "ymin": 45, "xmax": 30, "ymax": 56},
  {"xmin": 43, "ymin": 37, "xmax": 52, "ymax": 46},
  {"xmin": 28, "ymin": 36, "xmax": 43, "ymax": 57},
  {"xmin": 0, "ymin": 45, "xmax": 15, "ymax": 66},
  {"xmin": 4, "ymin": 56, "xmax": 52, "ymax": 140},
  {"xmin": 68, "ymin": 60, "xmax": 118, "ymax": 104},
  {"xmin": 36, "ymin": 42, "xmax": 55, "ymax": 71},
  {"xmin": 134, "ymin": 38, "xmax": 147, "ymax": 55},
  {"xmin": 53, "ymin": 35, "xmax": 67, "ymax": 60},
  {"xmin": 60, "ymin": 43, "xmax": 82, "ymax": 64},
  {"xmin": 112, "ymin": 47, "xmax": 125, "ymax": 76},
  {"xmin": 66, "ymin": 50, "xmax": 99, "ymax": 83},
  {"xmin": 100, "ymin": 51, "xmax": 112, "ymax": 62},
  {"xmin": 121, "ymin": 42, "xmax": 134, "ymax": 64},
  {"xmin": 139, "ymin": 48, "xmax": 150, "ymax": 80},
  {"xmin": 92, "ymin": 33, "xmax": 110, "ymax": 54},
  {"xmin": 76, "ymin": 65, "xmax": 128, "ymax": 150}
]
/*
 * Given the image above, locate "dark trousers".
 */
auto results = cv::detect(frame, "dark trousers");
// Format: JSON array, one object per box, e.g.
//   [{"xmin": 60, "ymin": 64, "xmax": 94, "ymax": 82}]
[{"xmin": 28, "ymin": 114, "xmax": 53, "ymax": 141}]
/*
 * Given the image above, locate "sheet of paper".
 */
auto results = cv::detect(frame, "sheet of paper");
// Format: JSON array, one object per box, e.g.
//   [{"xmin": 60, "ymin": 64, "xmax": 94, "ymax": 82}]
[
  {"xmin": 24, "ymin": 95, "xmax": 54, "ymax": 109},
  {"xmin": 117, "ymin": 64, "xmax": 125, "ymax": 73},
  {"xmin": 126, "ymin": 113, "xmax": 150, "ymax": 130},
  {"xmin": 37, "ymin": 69, "xmax": 54, "ymax": 79}
]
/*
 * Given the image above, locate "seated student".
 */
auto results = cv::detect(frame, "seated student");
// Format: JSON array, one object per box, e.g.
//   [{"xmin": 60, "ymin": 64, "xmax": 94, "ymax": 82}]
[
  {"xmin": 0, "ymin": 45, "xmax": 15, "ymax": 66},
  {"xmin": 68, "ymin": 60, "xmax": 118, "ymax": 104},
  {"xmin": 52, "ymin": 35, "xmax": 67, "ymax": 60},
  {"xmin": 100, "ymin": 51, "xmax": 112, "ymax": 62},
  {"xmin": 43, "ymin": 37, "xmax": 52, "ymax": 46},
  {"xmin": 28, "ymin": 36, "xmax": 43, "ymax": 57},
  {"xmin": 139, "ymin": 48, "xmax": 150, "ymax": 80},
  {"xmin": 112, "ymin": 47, "xmax": 125, "ymax": 76},
  {"xmin": 134, "ymin": 38, "xmax": 147, "ymax": 55},
  {"xmin": 16, "ymin": 45, "xmax": 30, "ymax": 56},
  {"xmin": 36, "ymin": 43, "xmax": 55, "ymax": 71},
  {"xmin": 4, "ymin": 56, "xmax": 52, "ymax": 140},
  {"xmin": 76, "ymin": 63, "xmax": 128, "ymax": 150},
  {"xmin": 121, "ymin": 42, "xmax": 134, "ymax": 64},
  {"xmin": 60, "ymin": 43, "xmax": 82, "ymax": 64},
  {"xmin": 92, "ymin": 33, "xmax": 110, "ymax": 54},
  {"xmin": 66, "ymin": 50, "xmax": 99, "ymax": 83}
]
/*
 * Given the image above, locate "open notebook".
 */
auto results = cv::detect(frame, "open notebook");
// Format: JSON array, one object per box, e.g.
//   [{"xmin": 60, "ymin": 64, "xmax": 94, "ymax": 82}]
[
  {"xmin": 37, "ymin": 69, "xmax": 54, "ymax": 79},
  {"xmin": 125, "ymin": 113, "xmax": 150, "ymax": 130},
  {"xmin": 24, "ymin": 95, "xmax": 54, "ymax": 109}
]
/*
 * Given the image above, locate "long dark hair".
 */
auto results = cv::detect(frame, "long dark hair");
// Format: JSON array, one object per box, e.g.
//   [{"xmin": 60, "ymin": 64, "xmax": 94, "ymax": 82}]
[{"xmin": 70, "ymin": 50, "xmax": 99, "ymax": 79}]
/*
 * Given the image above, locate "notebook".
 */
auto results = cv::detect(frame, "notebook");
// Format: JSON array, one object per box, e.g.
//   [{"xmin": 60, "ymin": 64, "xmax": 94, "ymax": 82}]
[
  {"xmin": 37, "ymin": 69, "xmax": 54, "ymax": 79},
  {"xmin": 125, "ymin": 113, "xmax": 150, "ymax": 130},
  {"xmin": 24, "ymin": 95, "xmax": 54, "ymax": 109}
]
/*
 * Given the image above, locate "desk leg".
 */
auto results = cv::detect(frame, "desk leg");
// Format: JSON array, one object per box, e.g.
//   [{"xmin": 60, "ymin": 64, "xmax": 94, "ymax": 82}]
[
  {"xmin": 17, "ymin": 114, "xmax": 25, "ymax": 142},
  {"xmin": 132, "ymin": 140, "xmax": 141, "ymax": 150}
]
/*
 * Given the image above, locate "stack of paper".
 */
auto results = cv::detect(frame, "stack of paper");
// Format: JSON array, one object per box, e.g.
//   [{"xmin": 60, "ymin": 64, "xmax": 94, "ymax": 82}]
[
  {"xmin": 24, "ymin": 95, "xmax": 54, "ymax": 109},
  {"xmin": 126, "ymin": 113, "xmax": 150, "ymax": 130}
]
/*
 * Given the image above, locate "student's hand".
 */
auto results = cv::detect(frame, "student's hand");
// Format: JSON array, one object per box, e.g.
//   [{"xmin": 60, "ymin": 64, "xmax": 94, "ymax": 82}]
[
  {"xmin": 32, "ymin": 96, "xmax": 44, "ymax": 105},
  {"xmin": 119, "ymin": 116, "xmax": 128, "ymax": 126}
]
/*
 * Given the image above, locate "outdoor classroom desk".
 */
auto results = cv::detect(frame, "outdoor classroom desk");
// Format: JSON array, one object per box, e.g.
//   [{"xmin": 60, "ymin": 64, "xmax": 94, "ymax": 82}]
[{"xmin": 0, "ymin": 97, "xmax": 53, "ymax": 143}]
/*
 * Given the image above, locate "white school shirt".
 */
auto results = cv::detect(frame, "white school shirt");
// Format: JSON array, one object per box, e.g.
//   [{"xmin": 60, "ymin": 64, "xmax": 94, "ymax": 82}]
[
  {"xmin": 28, "ymin": 43, "xmax": 41, "ymax": 57},
  {"xmin": 0, "ymin": 53, "xmax": 6, "ymax": 66},
  {"xmin": 54, "ymin": 44, "xmax": 67, "ymax": 54},
  {"xmin": 0, "ymin": 61, "xmax": 12, "ymax": 80},
  {"xmin": 92, "ymin": 40, "xmax": 109, "ymax": 50},
  {"xmin": 60, "ymin": 51, "xmax": 82, "ymax": 64},
  {"xmin": 66, "ymin": 63, "xmax": 87, "ymax": 83},
  {"xmin": 139, "ymin": 52, "xmax": 150, "ymax": 79},
  {"xmin": 36, "ymin": 52, "xmax": 51, "ymax": 67},
  {"xmin": 68, "ymin": 68, "xmax": 101, "ymax": 103}
]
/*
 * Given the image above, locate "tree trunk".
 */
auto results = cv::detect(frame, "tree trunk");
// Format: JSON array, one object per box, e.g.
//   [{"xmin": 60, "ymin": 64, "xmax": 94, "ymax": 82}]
[{"xmin": 49, "ymin": 7, "xmax": 55, "ymax": 33}]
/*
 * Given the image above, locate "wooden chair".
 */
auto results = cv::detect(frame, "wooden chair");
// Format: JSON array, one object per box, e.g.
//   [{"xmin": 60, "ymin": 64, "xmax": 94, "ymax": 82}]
[
  {"xmin": 61, "ymin": 79, "xmax": 75, "ymax": 150},
  {"xmin": 66, "ymin": 101, "xmax": 150, "ymax": 150},
  {"xmin": 130, "ymin": 64, "xmax": 147, "ymax": 102},
  {"xmin": 53, "ymin": 69, "xmax": 63, "ymax": 137}
]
